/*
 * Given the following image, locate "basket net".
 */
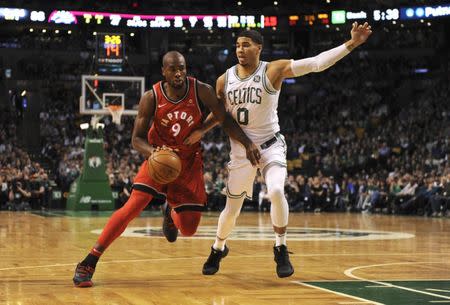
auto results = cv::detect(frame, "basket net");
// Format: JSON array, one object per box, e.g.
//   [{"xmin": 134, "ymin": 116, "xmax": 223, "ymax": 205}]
[{"xmin": 107, "ymin": 105, "xmax": 124, "ymax": 125}]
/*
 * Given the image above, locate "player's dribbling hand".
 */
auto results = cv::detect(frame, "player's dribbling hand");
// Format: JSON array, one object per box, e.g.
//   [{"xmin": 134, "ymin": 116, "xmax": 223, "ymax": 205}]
[
  {"xmin": 245, "ymin": 142, "xmax": 261, "ymax": 166},
  {"xmin": 153, "ymin": 145, "xmax": 179, "ymax": 153},
  {"xmin": 350, "ymin": 22, "xmax": 372, "ymax": 47},
  {"xmin": 183, "ymin": 129, "xmax": 204, "ymax": 145}
]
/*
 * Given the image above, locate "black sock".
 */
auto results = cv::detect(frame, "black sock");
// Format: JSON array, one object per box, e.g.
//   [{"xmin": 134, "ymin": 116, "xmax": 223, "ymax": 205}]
[{"xmin": 81, "ymin": 253, "xmax": 100, "ymax": 268}]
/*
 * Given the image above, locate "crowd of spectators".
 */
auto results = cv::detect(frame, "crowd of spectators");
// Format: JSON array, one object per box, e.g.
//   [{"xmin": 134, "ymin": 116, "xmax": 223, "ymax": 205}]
[
  {"xmin": 0, "ymin": 105, "xmax": 51, "ymax": 211},
  {"xmin": 1, "ymin": 24, "xmax": 448, "ymax": 216}
]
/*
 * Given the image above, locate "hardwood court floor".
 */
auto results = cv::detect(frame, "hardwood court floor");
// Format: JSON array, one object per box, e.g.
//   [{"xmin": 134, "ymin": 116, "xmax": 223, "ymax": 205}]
[{"xmin": 0, "ymin": 210, "xmax": 449, "ymax": 305}]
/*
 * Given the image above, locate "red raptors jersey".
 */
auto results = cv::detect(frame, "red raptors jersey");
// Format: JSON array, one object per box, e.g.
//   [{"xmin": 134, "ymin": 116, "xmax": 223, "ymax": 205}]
[{"xmin": 148, "ymin": 77, "xmax": 203, "ymax": 159}]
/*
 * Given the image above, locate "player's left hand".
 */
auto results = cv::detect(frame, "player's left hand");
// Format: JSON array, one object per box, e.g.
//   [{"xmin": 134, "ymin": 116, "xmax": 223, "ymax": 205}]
[
  {"xmin": 350, "ymin": 22, "xmax": 372, "ymax": 47},
  {"xmin": 183, "ymin": 129, "xmax": 204, "ymax": 145},
  {"xmin": 155, "ymin": 145, "xmax": 179, "ymax": 152},
  {"xmin": 245, "ymin": 142, "xmax": 261, "ymax": 166}
]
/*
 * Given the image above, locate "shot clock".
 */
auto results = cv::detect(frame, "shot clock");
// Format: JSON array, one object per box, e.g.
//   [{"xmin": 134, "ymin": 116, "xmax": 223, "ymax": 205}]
[{"xmin": 96, "ymin": 33, "xmax": 125, "ymax": 66}]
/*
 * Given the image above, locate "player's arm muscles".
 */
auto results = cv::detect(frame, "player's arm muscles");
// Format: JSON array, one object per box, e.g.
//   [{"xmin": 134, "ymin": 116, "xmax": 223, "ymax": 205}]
[
  {"xmin": 131, "ymin": 90, "xmax": 156, "ymax": 158},
  {"xmin": 183, "ymin": 75, "xmax": 224, "ymax": 145},
  {"xmin": 199, "ymin": 74, "xmax": 227, "ymax": 134},
  {"xmin": 196, "ymin": 80, "xmax": 261, "ymax": 165}
]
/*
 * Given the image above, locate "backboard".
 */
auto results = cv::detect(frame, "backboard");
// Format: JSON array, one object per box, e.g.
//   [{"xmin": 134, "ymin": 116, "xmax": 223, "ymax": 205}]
[{"xmin": 80, "ymin": 75, "xmax": 145, "ymax": 116}]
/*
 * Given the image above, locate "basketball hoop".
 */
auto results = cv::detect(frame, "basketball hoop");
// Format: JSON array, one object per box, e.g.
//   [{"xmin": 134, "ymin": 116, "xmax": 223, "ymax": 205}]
[{"xmin": 107, "ymin": 105, "xmax": 124, "ymax": 125}]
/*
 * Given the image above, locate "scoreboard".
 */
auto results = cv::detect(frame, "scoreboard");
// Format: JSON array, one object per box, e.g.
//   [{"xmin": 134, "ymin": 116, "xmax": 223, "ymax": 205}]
[{"xmin": 96, "ymin": 33, "xmax": 125, "ymax": 66}]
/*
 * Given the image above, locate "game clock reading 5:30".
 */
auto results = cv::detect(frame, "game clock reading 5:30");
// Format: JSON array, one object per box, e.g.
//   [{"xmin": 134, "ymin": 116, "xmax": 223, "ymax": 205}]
[{"xmin": 373, "ymin": 9, "xmax": 399, "ymax": 21}]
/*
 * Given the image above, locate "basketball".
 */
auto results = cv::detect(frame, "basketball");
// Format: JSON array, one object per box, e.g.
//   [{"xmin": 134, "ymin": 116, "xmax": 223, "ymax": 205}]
[{"xmin": 147, "ymin": 150, "xmax": 182, "ymax": 184}]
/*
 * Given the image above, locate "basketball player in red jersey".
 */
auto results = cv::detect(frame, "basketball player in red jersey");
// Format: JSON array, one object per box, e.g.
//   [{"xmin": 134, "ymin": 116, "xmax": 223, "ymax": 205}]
[{"xmin": 73, "ymin": 51, "xmax": 260, "ymax": 287}]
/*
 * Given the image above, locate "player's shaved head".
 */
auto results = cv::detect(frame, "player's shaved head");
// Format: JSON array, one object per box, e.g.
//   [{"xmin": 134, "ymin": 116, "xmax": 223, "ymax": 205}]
[
  {"xmin": 161, "ymin": 51, "xmax": 187, "ymax": 89},
  {"xmin": 162, "ymin": 51, "xmax": 185, "ymax": 67}
]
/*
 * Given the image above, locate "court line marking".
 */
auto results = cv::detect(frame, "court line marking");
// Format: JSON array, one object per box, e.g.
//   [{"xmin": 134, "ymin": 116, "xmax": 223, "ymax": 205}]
[
  {"xmin": 427, "ymin": 289, "xmax": 450, "ymax": 293},
  {"xmin": 1, "ymin": 254, "xmax": 450, "ymax": 272},
  {"xmin": 338, "ymin": 302, "xmax": 373, "ymax": 304},
  {"xmin": 304, "ymin": 279, "xmax": 450, "ymax": 283},
  {"xmin": 429, "ymin": 301, "xmax": 450, "ymax": 303},
  {"xmin": 293, "ymin": 281, "xmax": 383, "ymax": 305},
  {"xmin": 344, "ymin": 262, "xmax": 450, "ymax": 300}
]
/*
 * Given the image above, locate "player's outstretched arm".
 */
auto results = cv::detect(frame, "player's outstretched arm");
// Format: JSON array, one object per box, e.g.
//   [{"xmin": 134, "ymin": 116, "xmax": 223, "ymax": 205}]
[
  {"xmin": 195, "ymin": 80, "xmax": 261, "ymax": 166},
  {"xmin": 267, "ymin": 21, "xmax": 372, "ymax": 90},
  {"xmin": 131, "ymin": 90, "xmax": 156, "ymax": 158}
]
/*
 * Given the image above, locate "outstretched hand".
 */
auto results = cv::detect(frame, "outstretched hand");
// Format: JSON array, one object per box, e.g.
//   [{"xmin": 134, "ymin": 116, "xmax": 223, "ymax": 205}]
[{"xmin": 350, "ymin": 22, "xmax": 372, "ymax": 47}]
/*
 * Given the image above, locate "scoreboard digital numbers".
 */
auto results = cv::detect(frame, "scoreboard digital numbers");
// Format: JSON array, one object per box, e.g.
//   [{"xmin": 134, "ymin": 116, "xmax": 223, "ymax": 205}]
[{"xmin": 96, "ymin": 33, "xmax": 125, "ymax": 65}]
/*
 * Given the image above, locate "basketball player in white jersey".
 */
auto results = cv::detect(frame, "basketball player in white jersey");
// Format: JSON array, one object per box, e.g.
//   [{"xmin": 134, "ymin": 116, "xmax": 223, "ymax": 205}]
[{"xmin": 185, "ymin": 22, "xmax": 372, "ymax": 277}]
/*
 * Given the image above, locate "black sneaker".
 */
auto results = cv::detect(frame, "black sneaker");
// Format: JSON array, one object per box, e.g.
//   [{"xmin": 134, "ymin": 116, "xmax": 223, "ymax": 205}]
[
  {"xmin": 73, "ymin": 263, "xmax": 95, "ymax": 287},
  {"xmin": 273, "ymin": 245, "xmax": 294, "ymax": 278},
  {"xmin": 202, "ymin": 245, "xmax": 229, "ymax": 275},
  {"xmin": 162, "ymin": 204, "xmax": 178, "ymax": 243}
]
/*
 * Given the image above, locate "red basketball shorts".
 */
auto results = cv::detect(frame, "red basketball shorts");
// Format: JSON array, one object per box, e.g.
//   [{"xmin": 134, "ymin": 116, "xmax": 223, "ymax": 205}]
[{"xmin": 133, "ymin": 151, "xmax": 207, "ymax": 212}]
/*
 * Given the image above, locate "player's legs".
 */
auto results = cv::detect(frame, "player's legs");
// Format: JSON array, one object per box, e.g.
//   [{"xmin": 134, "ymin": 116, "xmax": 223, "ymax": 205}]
[
  {"xmin": 263, "ymin": 164, "xmax": 294, "ymax": 278},
  {"xmin": 203, "ymin": 163, "xmax": 256, "ymax": 275},
  {"xmin": 264, "ymin": 164, "xmax": 289, "ymax": 244},
  {"xmin": 163, "ymin": 154, "xmax": 207, "ymax": 241},
  {"xmin": 213, "ymin": 196, "xmax": 246, "ymax": 250},
  {"xmin": 171, "ymin": 210, "xmax": 202, "ymax": 236},
  {"xmin": 74, "ymin": 161, "xmax": 165, "ymax": 287},
  {"xmin": 73, "ymin": 189, "xmax": 153, "ymax": 287},
  {"xmin": 215, "ymin": 163, "xmax": 257, "ymax": 250},
  {"xmin": 96, "ymin": 190, "xmax": 153, "ymax": 250},
  {"xmin": 261, "ymin": 135, "xmax": 294, "ymax": 278}
]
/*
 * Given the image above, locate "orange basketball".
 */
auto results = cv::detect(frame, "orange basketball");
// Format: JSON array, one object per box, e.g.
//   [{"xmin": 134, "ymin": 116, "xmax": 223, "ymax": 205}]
[{"xmin": 147, "ymin": 150, "xmax": 182, "ymax": 184}]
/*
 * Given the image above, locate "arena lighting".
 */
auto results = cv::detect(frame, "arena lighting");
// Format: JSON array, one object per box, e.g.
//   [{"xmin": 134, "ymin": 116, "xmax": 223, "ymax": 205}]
[
  {"xmin": 346, "ymin": 11, "xmax": 367, "ymax": 20},
  {"xmin": 55, "ymin": 29, "xmax": 59, "ymax": 33},
  {"xmin": 0, "ymin": 7, "xmax": 27, "ymax": 21},
  {"xmin": 29, "ymin": 28, "xmax": 33, "ymax": 32},
  {"xmin": 30, "ymin": 10, "xmax": 45, "ymax": 22},
  {"xmin": 331, "ymin": 10, "xmax": 346, "ymax": 24},
  {"xmin": 1, "ymin": 8, "xmax": 271, "ymax": 29},
  {"xmin": 42, "ymin": 29, "xmax": 46, "ymax": 33},
  {"xmin": 130, "ymin": 32, "xmax": 135, "ymax": 36},
  {"xmin": 80, "ymin": 123, "xmax": 90, "ymax": 130},
  {"xmin": 400, "ymin": 4, "xmax": 450, "ymax": 20},
  {"xmin": 96, "ymin": 123, "xmax": 105, "ymax": 129},
  {"xmin": 68, "ymin": 30, "xmax": 72, "ymax": 34},
  {"xmin": 21, "ymin": 90, "xmax": 27, "ymax": 97}
]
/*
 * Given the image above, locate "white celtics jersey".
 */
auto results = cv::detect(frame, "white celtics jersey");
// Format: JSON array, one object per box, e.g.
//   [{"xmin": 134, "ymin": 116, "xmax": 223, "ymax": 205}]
[{"xmin": 224, "ymin": 61, "xmax": 281, "ymax": 155}]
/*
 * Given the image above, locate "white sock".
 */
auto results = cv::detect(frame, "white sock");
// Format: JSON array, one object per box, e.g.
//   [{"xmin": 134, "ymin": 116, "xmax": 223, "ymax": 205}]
[
  {"xmin": 213, "ymin": 237, "xmax": 226, "ymax": 251},
  {"xmin": 212, "ymin": 196, "xmax": 245, "ymax": 251},
  {"xmin": 275, "ymin": 232, "xmax": 287, "ymax": 247}
]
